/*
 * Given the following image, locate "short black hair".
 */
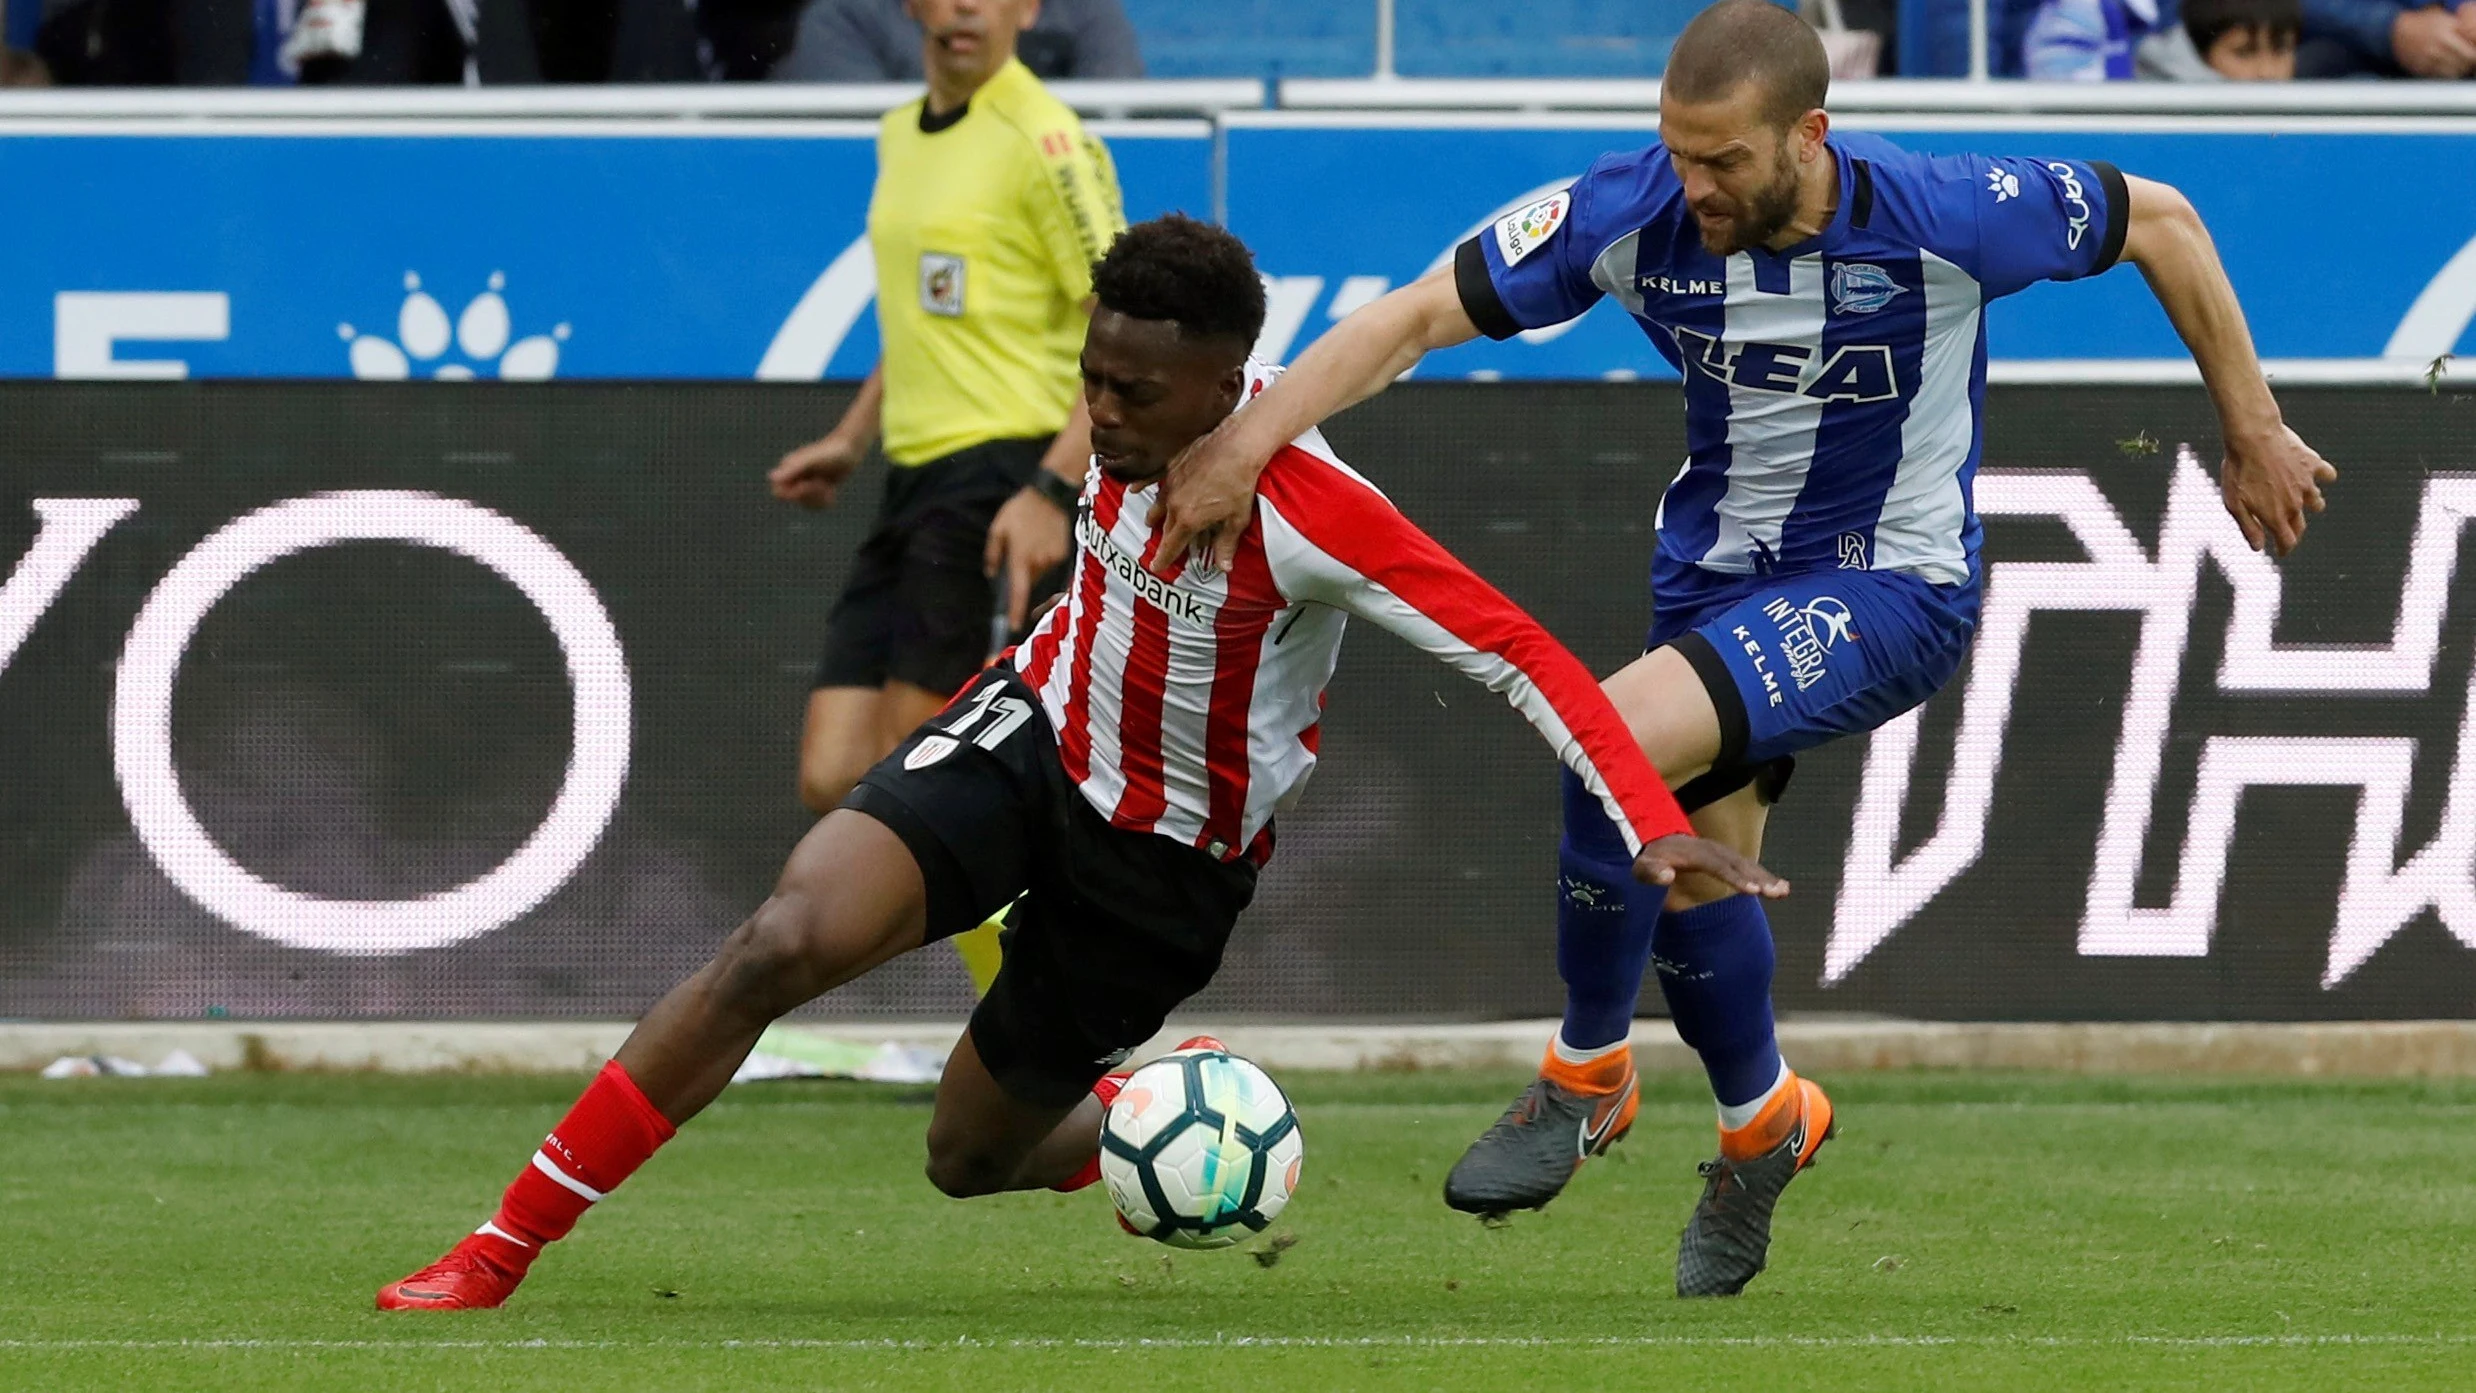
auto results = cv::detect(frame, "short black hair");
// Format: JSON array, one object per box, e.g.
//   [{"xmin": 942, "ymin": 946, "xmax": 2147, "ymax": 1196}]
[
  {"xmin": 2183, "ymin": 0, "xmax": 2300, "ymax": 50},
  {"xmin": 1090, "ymin": 214, "xmax": 1266, "ymax": 352},
  {"xmin": 1663, "ymin": 0, "xmax": 1830, "ymax": 130}
]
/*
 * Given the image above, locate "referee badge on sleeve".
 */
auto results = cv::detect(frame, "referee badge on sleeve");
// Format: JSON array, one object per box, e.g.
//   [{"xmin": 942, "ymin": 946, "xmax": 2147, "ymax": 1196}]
[{"xmin": 920, "ymin": 252, "xmax": 967, "ymax": 317}]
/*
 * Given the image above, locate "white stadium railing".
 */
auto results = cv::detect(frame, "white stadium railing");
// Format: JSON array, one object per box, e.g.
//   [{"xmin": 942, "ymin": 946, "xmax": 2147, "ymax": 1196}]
[
  {"xmin": 8, "ymin": 77, "xmax": 2476, "ymax": 123},
  {"xmin": 1276, "ymin": 78, "xmax": 2476, "ymax": 116},
  {"xmin": 0, "ymin": 79, "xmax": 1267, "ymax": 120}
]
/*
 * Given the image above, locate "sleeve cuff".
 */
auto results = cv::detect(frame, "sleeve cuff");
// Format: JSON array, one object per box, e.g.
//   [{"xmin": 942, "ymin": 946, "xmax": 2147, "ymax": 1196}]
[
  {"xmin": 1453, "ymin": 236, "xmax": 1524, "ymax": 342},
  {"xmin": 2090, "ymin": 160, "xmax": 2130, "ymax": 275}
]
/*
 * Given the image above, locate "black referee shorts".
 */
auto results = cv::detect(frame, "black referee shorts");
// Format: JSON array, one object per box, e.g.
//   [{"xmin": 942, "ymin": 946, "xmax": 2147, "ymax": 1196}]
[
  {"xmin": 841, "ymin": 666, "xmax": 1258, "ymax": 1107},
  {"xmin": 813, "ymin": 435, "xmax": 1067, "ymax": 697}
]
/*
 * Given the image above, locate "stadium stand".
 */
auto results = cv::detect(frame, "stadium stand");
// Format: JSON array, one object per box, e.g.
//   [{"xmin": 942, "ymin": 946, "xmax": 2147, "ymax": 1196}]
[
  {"xmin": 3, "ymin": 0, "xmax": 2464, "ymax": 93},
  {"xmin": 1124, "ymin": 0, "xmax": 1712, "ymax": 78},
  {"xmin": 1396, "ymin": 0, "xmax": 1714, "ymax": 76},
  {"xmin": 1117, "ymin": 0, "xmax": 1374, "ymax": 78}
]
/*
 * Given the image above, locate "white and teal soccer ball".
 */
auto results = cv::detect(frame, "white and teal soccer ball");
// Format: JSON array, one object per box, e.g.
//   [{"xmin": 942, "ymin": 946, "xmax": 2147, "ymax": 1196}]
[{"xmin": 1099, "ymin": 1047, "xmax": 1302, "ymax": 1249}]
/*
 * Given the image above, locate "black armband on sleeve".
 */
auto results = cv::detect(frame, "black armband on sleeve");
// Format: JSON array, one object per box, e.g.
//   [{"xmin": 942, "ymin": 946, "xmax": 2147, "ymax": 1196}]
[
  {"xmin": 1453, "ymin": 236, "xmax": 1524, "ymax": 342},
  {"xmin": 2091, "ymin": 161, "xmax": 2131, "ymax": 274}
]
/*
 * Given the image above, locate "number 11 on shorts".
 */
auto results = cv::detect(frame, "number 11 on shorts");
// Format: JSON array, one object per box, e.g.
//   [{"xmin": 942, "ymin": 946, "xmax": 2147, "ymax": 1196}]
[{"xmin": 943, "ymin": 679, "xmax": 1032, "ymax": 752}]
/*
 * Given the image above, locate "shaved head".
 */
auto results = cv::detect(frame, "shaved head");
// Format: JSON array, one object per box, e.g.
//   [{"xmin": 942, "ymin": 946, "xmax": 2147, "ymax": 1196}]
[{"xmin": 1664, "ymin": 0, "xmax": 1831, "ymax": 131}]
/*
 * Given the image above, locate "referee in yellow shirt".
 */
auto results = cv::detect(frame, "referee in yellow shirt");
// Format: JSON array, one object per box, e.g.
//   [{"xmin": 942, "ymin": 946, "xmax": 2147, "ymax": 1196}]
[
  {"xmin": 772, "ymin": 0, "xmax": 1122, "ymax": 802},
  {"xmin": 769, "ymin": 0, "xmax": 1123, "ymax": 989}
]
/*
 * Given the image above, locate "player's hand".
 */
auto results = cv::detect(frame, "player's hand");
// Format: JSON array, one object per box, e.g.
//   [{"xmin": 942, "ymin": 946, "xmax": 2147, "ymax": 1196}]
[
  {"xmin": 2392, "ymin": 6, "xmax": 2476, "ymax": 77},
  {"xmin": 1149, "ymin": 416, "xmax": 1268, "ymax": 578},
  {"xmin": 2220, "ymin": 424, "xmax": 2337, "ymax": 557},
  {"xmin": 768, "ymin": 433, "xmax": 866, "ymax": 509},
  {"xmin": 1632, "ymin": 835, "xmax": 1789, "ymax": 900},
  {"xmin": 983, "ymin": 486, "xmax": 1072, "ymax": 631}
]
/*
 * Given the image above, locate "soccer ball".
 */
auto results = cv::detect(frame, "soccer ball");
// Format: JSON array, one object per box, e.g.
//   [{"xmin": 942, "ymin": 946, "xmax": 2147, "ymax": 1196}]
[{"xmin": 1099, "ymin": 1046, "xmax": 1302, "ymax": 1249}]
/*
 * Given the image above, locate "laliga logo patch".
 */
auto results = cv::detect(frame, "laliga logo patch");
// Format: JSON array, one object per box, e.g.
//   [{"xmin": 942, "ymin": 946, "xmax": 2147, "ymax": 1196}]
[
  {"xmin": 904, "ymin": 734, "xmax": 960, "ymax": 770},
  {"xmin": 1828, "ymin": 262, "xmax": 1905, "ymax": 316},
  {"xmin": 1492, "ymin": 190, "xmax": 1571, "ymax": 268}
]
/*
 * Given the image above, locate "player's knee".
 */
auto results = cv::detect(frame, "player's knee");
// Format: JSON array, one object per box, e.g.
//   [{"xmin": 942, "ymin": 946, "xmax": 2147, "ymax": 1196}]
[
  {"xmin": 922, "ymin": 1140, "xmax": 1011, "ymax": 1199},
  {"xmin": 713, "ymin": 891, "xmax": 832, "ymax": 1017}
]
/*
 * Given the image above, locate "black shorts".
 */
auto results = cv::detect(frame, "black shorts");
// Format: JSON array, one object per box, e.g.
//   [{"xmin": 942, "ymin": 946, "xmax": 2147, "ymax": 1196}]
[
  {"xmin": 842, "ymin": 666, "xmax": 1258, "ymax": 1107},
  {"xmin": 813, "ymin": 435, "xmax": 1067, "ymax": 697}
]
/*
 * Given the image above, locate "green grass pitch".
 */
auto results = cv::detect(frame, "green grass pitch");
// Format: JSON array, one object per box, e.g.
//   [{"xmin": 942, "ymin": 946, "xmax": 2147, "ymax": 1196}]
[{"xmin": 5, "ymin": 1068, "xmax": 2475, "ymax": 1390}]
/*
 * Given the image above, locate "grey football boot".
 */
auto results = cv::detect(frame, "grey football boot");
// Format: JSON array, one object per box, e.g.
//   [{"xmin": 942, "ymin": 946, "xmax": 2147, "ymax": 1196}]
[
  {"xmin": 1675, "ymin": 1075, "xmax": 1837, "ymax": 1297},
  {"xmin": 1443, "ymin": 1054, "xmax": 1638, "ymax": 1216}
]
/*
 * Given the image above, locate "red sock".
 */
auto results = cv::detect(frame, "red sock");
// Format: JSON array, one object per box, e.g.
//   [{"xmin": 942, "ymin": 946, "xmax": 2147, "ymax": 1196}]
[
  {"xmin": 480, "ymin": 1060, "xmax": 677, "ymax": 1267},
  {"xmin": 1051, "ymin": 1073, "xmax": 1126, "ymax": 1194}
]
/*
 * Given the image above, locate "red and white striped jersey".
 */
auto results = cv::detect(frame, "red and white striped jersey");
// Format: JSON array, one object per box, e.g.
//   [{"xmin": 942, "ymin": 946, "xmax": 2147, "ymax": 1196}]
[{"xmin": 1015, "ymin": 360, "xmax": 1691, "ymax": 866}]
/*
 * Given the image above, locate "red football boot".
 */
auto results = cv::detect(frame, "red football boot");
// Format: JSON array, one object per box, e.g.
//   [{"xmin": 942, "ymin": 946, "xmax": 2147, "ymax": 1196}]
[
  {"xmin": 375, "ymin": 1230, "xmax": 531, "ymax": 1311},
  {"xmin": 1173, "ymin": 1034, "xmax": 1229, "ymax": 1053}
]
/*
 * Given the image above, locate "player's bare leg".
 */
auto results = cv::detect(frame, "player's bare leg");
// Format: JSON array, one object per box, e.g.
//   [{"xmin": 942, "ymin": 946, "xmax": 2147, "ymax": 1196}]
[
  {"xmin": 805, "ymin": 679, "xmax": 1006, "ymax": 991},
  {"xmin": 923, "ymin": 1027, "xmax": 1104, "ymax": 1197},
  {"xmin": 377, "ymin": 810, "xmax": 932, "ymax": 1310},
  {"xmin": 798, "ymin": 685, "xmax": 891, "ymax": 814},
  {"xmin": 875, "ymin": 680, "xmax": 1013, "ymax": 991},
  {"xmin": 875, "ymin": 679, "xmax": 955, "ymax": 753},
  {"xmin": 799, "ymin": 681, "xmax": 954, "ymax": 815},
  {"xmin": 616, "ymin": 813, "xmax": 931, "ymax": 1119}
]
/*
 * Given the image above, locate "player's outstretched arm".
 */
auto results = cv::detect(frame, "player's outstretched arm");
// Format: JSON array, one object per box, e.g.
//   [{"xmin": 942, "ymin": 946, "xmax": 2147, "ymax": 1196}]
[
  {"xmin": 1636, "ymin": 834, "xmax": 1788, "ymax": 900},
  {"xmin": 2120, "ymin": 175, "xmax": 2337, "ymax": 557},
  {"xmin": 1257, "ymin": 454, "xmax": 1778, "ymax": 895},
  {"xmin": 1150, "ymin": 267, "xmax": 1481, "ymax": 576}
]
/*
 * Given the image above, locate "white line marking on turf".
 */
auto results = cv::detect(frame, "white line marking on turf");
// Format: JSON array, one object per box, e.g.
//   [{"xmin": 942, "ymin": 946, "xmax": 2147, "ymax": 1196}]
[{"xmin": 5, "ymin": 1334, "xmax": 2475, "ymax": 1352}]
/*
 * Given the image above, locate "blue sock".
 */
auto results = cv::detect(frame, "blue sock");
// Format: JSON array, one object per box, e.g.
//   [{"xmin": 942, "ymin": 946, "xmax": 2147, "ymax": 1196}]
[
  {"xmin": 1651, "ymin": 895, "xmax": 1784, "ymax": 1107},
  {"xmin": 1554, "ymin": 768, "xmax": 1659, "ymax": 1052}
]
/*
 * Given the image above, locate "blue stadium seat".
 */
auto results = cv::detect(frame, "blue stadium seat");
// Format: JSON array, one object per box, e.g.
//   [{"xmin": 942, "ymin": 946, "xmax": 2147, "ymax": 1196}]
[
  {"xmin": 1119, "ymin": 0, "xmax": 1378, "ymax": 79},
  {"xmin": 1397, "ymin": 0, "xmax": 1715, "ymax": 76}
]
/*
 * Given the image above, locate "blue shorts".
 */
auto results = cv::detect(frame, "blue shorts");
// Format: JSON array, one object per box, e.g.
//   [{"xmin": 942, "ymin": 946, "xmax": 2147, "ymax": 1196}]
[{"xmin": 1649, "ymin": 559, "xmax": 1980, "ymax": 774}]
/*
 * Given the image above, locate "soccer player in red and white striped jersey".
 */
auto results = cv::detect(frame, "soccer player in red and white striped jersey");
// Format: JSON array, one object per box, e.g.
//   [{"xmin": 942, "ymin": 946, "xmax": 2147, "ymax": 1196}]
[
  {"xmin": 1016, "ymin": 351, "xmax": 1676, "ymax": 871},
  {"xmin": 376, "ymin": 215, "xmax": 1783, "ymax": 1311}
]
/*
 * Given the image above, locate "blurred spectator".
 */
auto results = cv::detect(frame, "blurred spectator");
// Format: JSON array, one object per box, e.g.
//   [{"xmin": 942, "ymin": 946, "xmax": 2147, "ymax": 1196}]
[
  {"xmin": 29, "ymin": 0, "xmax": 803, "ymax": 83},
  {"xmin": 2297, "ymin": 0, "xmax": 2475, "ymax": 75},
  {"xmin": 2023, "ymin": 0, "xmax": 2162, "ymax": 76},
  {"xmin": 772, "ymin": 0, "xmax": 1137, "ymax": 81},
  {"xmin": 2139, "ymin": 0, "xmax": 2299, "ymax": 76},
  {"xmin": 0, "ymin": 45, "xmax": 45, "ymax": 81}
]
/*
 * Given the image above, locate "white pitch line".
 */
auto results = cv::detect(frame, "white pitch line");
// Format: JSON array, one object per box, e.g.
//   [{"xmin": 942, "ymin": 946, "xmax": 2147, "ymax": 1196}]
[{"xmin": 4, "ymin": 1334, "xmax": 2474, "ymax": 1352}]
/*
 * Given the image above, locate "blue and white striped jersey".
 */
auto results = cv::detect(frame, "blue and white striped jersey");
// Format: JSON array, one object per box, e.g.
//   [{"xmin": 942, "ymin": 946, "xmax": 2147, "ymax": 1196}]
[{"xmin": 1455, "ymin": 132, "xmax": 2128, "ymax": 588}]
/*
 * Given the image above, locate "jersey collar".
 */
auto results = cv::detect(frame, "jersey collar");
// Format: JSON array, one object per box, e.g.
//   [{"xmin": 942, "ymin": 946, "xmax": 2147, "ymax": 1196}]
[
  {"xmin": 1750, "ymin": 139, "xmax": 1855, "ymax": 265},
  {"xmin": 920, "ymin": 57, "xmax": 1034, "ymax": 133}
]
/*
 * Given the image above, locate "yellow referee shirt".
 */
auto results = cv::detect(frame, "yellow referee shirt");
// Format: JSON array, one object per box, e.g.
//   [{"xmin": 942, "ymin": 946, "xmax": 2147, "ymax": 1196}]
[{"xmin": 869, "ymin": 59, "xmax": 1127, "ymax": 468}]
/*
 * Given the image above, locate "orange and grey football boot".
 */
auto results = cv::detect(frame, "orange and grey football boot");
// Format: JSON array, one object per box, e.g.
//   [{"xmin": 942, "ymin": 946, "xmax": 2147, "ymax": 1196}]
[
  {"xmin": 1443, "ymin": 1041, "xmax": 1639, "ymax": 1216},
  {"xmin": 1674, "ymin": 1071, "xmax": 1837, "ymax": 1297}
]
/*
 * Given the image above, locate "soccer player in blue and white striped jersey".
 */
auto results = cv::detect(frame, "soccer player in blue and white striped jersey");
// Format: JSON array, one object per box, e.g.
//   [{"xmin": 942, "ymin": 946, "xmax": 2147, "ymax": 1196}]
[{"xmin": 1150, "ymin": 0, "xmax": 2336, "ymax": 1298}]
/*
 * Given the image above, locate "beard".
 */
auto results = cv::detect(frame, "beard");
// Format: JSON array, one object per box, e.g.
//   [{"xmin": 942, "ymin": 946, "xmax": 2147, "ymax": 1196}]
[{"xmin": 1696, "ymin": 149, "xmax": 1804, "ymax": 256}]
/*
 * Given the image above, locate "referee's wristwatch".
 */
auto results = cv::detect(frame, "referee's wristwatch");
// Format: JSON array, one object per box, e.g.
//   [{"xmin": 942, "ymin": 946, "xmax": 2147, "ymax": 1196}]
[{"xmin": 1030, "ymin": 468, "xmax": 1083, "ymax": 514}]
